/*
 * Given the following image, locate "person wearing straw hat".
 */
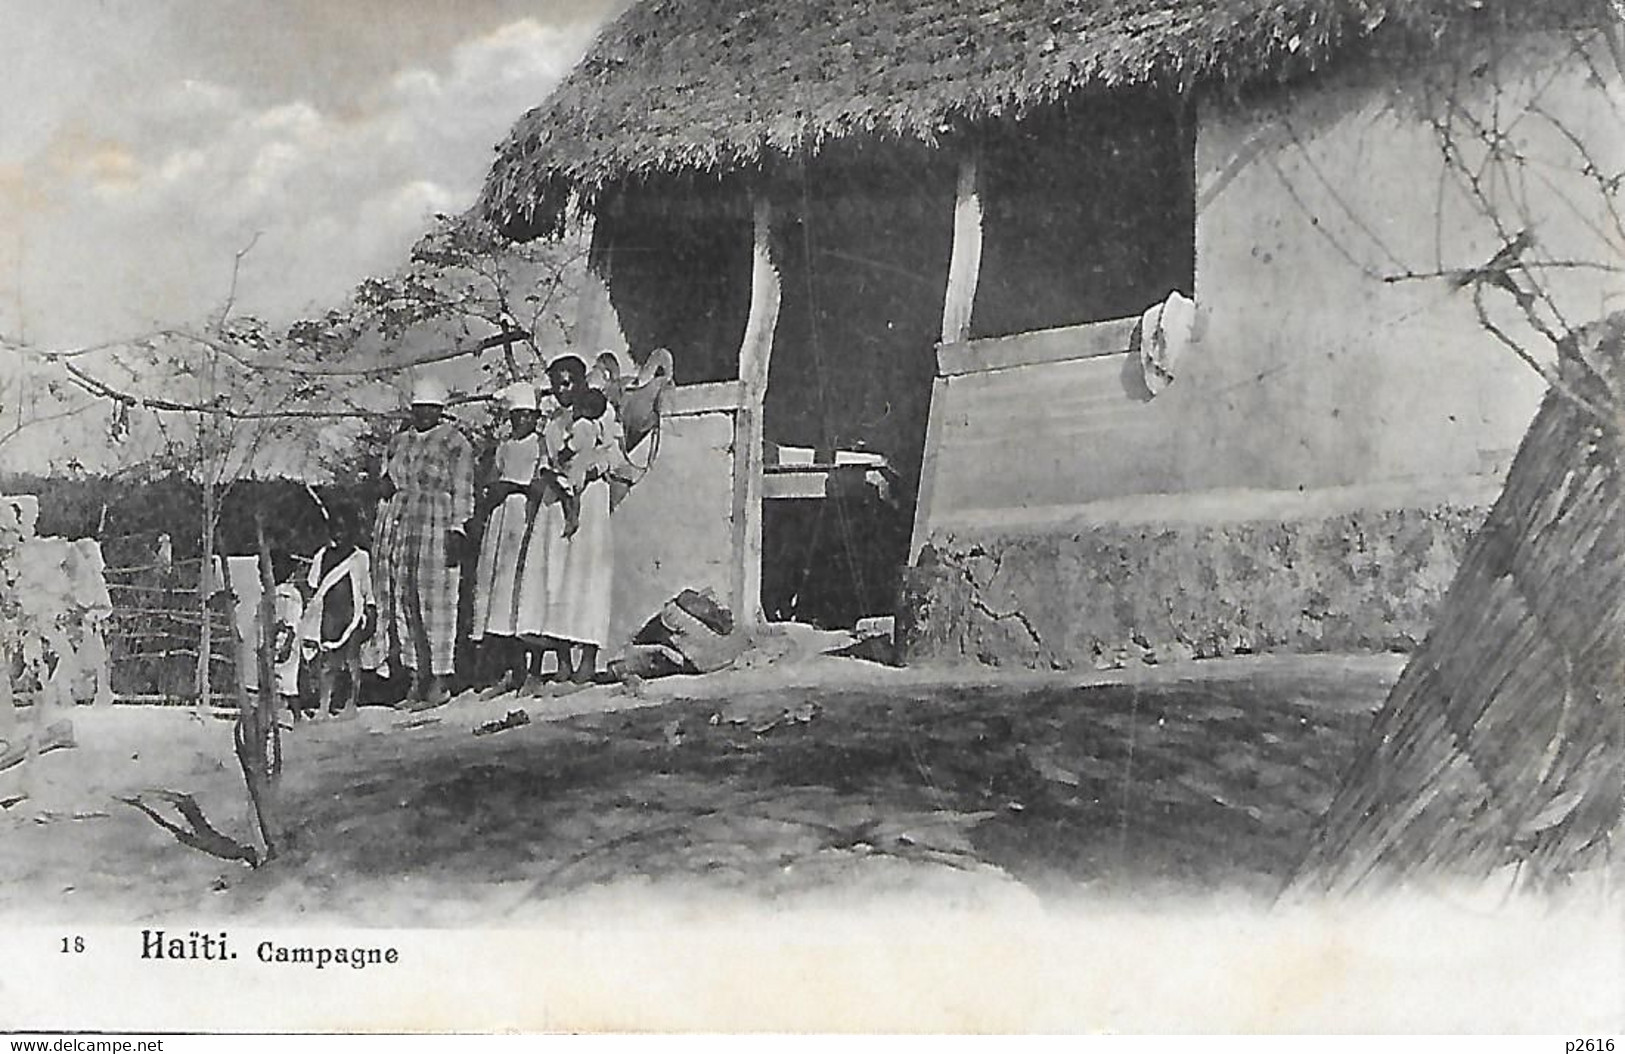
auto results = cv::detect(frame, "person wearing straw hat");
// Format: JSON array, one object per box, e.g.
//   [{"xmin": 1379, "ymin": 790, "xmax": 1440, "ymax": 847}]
[
  {"xmin": 377, "ymin": 374, "xmax": 473, "ymax": 708},
  {"xmin": 470, "ymin": 380, "xmax": 544, "ymax": 697}
]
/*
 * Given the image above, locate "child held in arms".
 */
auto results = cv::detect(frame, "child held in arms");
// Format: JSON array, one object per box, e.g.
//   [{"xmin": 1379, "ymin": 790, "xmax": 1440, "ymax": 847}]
[
  {"xmin": 532, "ymin": 354, "xmax": 623, "ymax": 688},
  {"xmin": 555, "ymin": 387, "xmax": 618, "ymax": 539}
]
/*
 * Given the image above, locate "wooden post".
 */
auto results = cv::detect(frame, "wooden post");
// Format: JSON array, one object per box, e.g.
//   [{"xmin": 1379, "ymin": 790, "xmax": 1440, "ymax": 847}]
[
  {"xmin": 239, "ymin": 511, "xmax": 283, "ymax": 859},
  {"xmin": 910, "ymin": 150, "xmax": 984, "ymax": 561},
  {"xmin": 940, "ymin": 149, "xmax": 983, "ymax": 347},
  {"xmin": 0, "ymin": 505, "xmax": 18, "ymax": 738},
  {"xmin": 195, "ymin": 481, "xmax": 217, "ymax": 711},
  {"xmin": 0, "ymin": 644, "xmax": 12, "ymax": 739},
  {"xmin": 730, "ymin": 193, "xmax": 782, "ymax": 626}
]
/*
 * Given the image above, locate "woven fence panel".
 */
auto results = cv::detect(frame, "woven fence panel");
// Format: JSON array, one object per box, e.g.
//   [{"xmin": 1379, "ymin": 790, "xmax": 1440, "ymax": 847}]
[{"xmin": 1297, "ymin": 313, "xmax": 1625, "ymax": 892}]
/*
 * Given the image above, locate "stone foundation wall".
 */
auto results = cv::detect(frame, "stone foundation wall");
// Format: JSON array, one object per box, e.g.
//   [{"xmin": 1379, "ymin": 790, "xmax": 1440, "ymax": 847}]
[{"xmin": 899, "ymin": 495, "xmax": 1492, "ymax": 670}]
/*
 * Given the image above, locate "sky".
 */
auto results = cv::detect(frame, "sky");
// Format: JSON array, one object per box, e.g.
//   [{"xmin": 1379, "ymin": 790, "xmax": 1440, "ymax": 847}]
[{"xmin": 0, "ymin": 0, "xmax": 622, "ymax": 351}]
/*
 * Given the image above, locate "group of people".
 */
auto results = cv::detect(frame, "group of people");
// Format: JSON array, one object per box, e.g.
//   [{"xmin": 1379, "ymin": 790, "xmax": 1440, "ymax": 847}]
[
  {"xmin": 371, "ymin": 352, "xmax": 643, "ymax": 710},
  {"xmin": 273, "ymin": 350, "xmax": 657, "ymax": 719}
]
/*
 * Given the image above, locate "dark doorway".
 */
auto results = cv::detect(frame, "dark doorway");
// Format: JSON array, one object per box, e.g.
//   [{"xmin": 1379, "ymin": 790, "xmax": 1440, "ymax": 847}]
[{"xmin": 761, "ymin": 144, "xmax": 956, "ymax": 628}]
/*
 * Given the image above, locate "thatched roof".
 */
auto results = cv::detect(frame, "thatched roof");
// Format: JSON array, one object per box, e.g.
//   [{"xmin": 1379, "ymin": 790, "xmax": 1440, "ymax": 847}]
[{"xmin": 480, "ymin": 0, "xmax": 1611, "ymax": 240}]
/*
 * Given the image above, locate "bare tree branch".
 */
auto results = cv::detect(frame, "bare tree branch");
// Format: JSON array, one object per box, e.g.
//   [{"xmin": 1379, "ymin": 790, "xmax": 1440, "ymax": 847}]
[
  {"xmin": 215, "ymin": 232, "xmax": 264, "ymax": 334},
  {"xmin": 1264, "ymin": 154, "xmax": 1389, "ymax": 281},
  {"xmin": 1526, "ymin": 101, "xmax": 1625, "ymax": 247},
  {"xmin": 56, "ymin": 359, "xmax": 386, "ymax": 420},
  {"xmin": 0, "ymin": 401, "xmax": 98, "ymax": 455},
  {"xmin": 5, "ymin": 325, "xmax": 531, "ymax": 381},
  {"xmin": 116, "ymin": 790, "xmax": 260, "ymax": 867},
  {"xmin": 1280, "ymin": 117, "xmax": 1410, "ymax": 273},
  {"xmin": 1430, "ymin": 102, "xmax": 1583, "ymax": 345},
  {"xmin": 1472, "ymin": 284, "xmax": 1618, "ymax": 429}
]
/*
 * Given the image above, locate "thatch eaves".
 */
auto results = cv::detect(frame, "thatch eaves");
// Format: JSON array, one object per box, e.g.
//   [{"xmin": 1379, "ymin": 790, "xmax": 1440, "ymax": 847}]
[{"xmin": 480, "ymin": 0, "xmax": 1614, "ymax": 240}]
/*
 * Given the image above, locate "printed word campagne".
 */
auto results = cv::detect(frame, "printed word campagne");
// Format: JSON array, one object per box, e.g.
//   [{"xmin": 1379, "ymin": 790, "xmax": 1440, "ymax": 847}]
[{"xmin": 138, "ymin": 930, "xmax": 400, "ymax": 970}]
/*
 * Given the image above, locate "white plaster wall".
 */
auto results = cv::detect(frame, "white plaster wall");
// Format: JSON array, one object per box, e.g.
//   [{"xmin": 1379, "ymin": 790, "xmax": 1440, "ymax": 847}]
[
  {"xmin": 575, "ymin": 267, "xmax": 631, "ymax": 359},
  {"xmin": 927, "ymin": 350, "xmax": 1180, "ymax": 517},
  {"xmin": 921, "ymin": 29, "xmax": 1620, "ymax": 535},
  {"xmin": 1184, "ymin": 30, "xmax": 1616, "ymax": 492},
  {"xmin": 580, "ymin": 248, "xmax": 738, "ymax": 645},
  {"xmin": 609, "ymin": 411, "xmax": 736, "ymax": 645}
]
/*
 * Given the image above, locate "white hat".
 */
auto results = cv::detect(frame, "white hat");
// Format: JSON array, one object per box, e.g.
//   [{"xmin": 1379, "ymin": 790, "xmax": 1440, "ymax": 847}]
[
  {"xmin": 1138, "ymin": 290, "xmax": 1198, "ymax": 398},
  {"xmin": 500, "ymin": 381, "xmax": 537, "ymax": 411},
  {"xmin": 410, "ymin": 375, "xmax": 449, "ymax": 406}
]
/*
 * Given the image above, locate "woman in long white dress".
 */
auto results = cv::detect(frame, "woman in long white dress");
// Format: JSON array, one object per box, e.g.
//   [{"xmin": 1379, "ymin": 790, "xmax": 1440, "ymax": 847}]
[
  {"xmin": 470, "ymin": 382, "xmax": 543, "ymax": 694},
  {"xmin": 514, "ymin": 378, "xmax": 570, "ymax": 690},
  {"xmin": 539, "ymin": 356, "xmax": 624, "ymax": 687}
]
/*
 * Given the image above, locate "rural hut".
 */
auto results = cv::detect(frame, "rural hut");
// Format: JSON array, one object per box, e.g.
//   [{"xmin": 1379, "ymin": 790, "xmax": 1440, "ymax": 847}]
[{"xmin": 479, "ymin": 0, "xmax": 1622, "ymax": 663}]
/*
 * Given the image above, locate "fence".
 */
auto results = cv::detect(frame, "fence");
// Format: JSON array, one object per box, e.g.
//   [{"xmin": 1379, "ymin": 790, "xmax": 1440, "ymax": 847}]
[
  {"xmin": 102, "ymin": 551, "xmax": 240, "ymax": 706},
  {"xmin": 4, "ymin": 480, "xmax": 363, "ymax": 707}
]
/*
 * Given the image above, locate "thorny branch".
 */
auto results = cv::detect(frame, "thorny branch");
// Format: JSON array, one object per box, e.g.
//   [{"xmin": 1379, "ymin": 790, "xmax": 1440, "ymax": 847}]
[
  {"xmin": 5, "ymin": 325, "xmax": 533, "ymax": 380},
  {"xmin": 1383, "ymin": 260, "xmax": 1625, "ymax": 282},
  {"xmin": 1282, "ymin": 27, "xmax": 1625, "ymax": 431},
  {"xmin": 1526, "ymin": 100, "xmax": 1625, "ymax": 247},
  {"xmin": 1472, "ymin": 283, "xmax": 1619, "ymax": 429},
  {"xmin": 56, "ymin": 359, "xmax": 382, "ymax": 421},
  {"xmin": 1264, "ymin": 153, "xmax": 1390, "ymax": 283},
  {"xmin": 1280, "ymin": 117, "xmax": 1410, "ymax": 273},
  {"xmin": 1429, "ymin": 94, "xmax": 1585, "ymax": 339}
]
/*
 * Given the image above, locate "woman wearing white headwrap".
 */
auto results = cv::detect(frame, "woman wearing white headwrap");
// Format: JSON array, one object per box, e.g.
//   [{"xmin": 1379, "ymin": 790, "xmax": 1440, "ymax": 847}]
[
  {"xmin": 378, "ymin": 375, "xmax": 473, "ymax": 708},
  {"xmin": 471, "ymin": 381, "xmax": 544, "ymax": 695}
]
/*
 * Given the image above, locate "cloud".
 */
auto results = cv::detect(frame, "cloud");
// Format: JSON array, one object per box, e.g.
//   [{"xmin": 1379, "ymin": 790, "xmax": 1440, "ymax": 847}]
[{"xmin": 5, "ymin": 16, "xmax": 600, "ymax": 348}]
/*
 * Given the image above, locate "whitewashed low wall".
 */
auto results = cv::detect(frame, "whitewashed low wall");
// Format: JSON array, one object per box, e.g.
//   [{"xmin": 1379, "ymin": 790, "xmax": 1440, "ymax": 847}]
[{"xmin": 609, "ymin": 382, "xmax": 742, "ymax": 645}]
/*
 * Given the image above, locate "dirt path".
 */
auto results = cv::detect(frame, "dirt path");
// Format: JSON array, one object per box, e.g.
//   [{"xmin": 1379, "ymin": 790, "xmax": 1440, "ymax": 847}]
[{"xmin": 0, "ymin": 654, "xmax": 1404, "ymax": 926}]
